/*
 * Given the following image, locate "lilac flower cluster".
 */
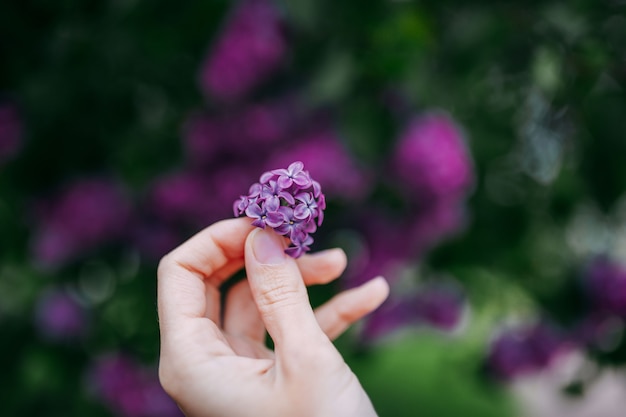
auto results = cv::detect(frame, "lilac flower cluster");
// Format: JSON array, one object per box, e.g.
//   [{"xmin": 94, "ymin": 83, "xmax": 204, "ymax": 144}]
[
  {"xmin": 486, "ymin": 322, "xmax": 571, "ymax": 380},
  {"xmin": 233, "ymin": 161, "xmax": 325, "ymax": 258}
]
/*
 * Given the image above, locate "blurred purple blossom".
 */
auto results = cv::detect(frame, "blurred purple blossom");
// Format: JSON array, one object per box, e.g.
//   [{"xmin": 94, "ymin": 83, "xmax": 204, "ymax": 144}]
[
  {"xmin": 344, "ymin": 213, "xmax": 411, "ymax": 289},
  {"xmin": 182, "ymin": 97, "xmax": 302, "ymax": 166},
  {"xmin": 486, "ymin": 322, "xmax": 572, "ymax": 380},
  {"xmin": 0, "ymin": 101, "xmax": 22, "ymax": 165},
  {"xmin": 234, "ymin": 161, "xmax": 325, "ymax": 258},
  {"xmin": 181, "ymin": 114, "xmax": 224, "ymax": 166},
  {"xmin": 89, "ymin": 354, "xmax": 182, "ymax": 417},
  {"xmin": 199, "ymin": 0, "xmax": 287, "ymax": 101},
  {"xmin": 583, "ymin": 257, "xmax": 626, "ymax": 318},
  {"xmin": 413, "ymin": 285, "xmax": 466, "ymax": 331},
  {"xmin": 131, "ymin": 222, "xmax": 181, "ymax": 261},
  {"xmin": 574, "ymin": 314, "xmax": 624, "ymax": 353},
  {"xmin": 239, "ymin": 96, "xmax": 302, "ymax": 145},
  {"xmin": 267, "ymin": 129, "xmax": 372, "ymax": 201},
  {"xmin": 148, "ymin": 164, "xmax": 258, "ymax": 236},
  {"xmin": 149, "ymin": 171, "xmax": 213, "ymax": 227},
  {"xmin": 30, "ymin": 179, "xmax": 132, "ymax": 269},
  {"xmin": 361, "ymin": 297, "xmax": 415, "ymax": 341},
  {"xmin": 34, "ymin": 288, "xmax": 87, "ymax": 341},
  {"xmin": 392, "ymin": 111, "xmax": 474, "ymax": 202},
  {"xmin": 361, "ymin": 283, "xmax": 466, "ymax": 342},
  {"xmin": 408, "ymin": 201, "xmax": 468, "ymax": 254},
  {"xmin": 211, "ymin": 164, "xmax": 260, "ymax": 215}
]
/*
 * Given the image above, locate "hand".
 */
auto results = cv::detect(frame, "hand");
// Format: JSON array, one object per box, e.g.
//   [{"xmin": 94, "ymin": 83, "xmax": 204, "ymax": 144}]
[{"xmin": 157, "ymin": 218, "xmax": 389, "ymax": 417}]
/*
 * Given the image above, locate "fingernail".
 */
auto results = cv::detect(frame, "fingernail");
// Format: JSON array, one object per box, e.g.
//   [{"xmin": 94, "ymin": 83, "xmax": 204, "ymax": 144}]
[{"xmin": 252, "ymin": 228, "xmax": 286, "ymax": 265}]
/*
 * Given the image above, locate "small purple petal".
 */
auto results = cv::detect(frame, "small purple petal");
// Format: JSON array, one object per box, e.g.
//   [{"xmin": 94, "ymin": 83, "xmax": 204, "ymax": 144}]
[
  {"xmin": 277, "ymin": 176, "xmax": 293, "ymax": 189},
  {"xmin": 245, "ymin": 203, "xmax": 263, "ymax": 218},
  {"xmin": 265, "ymin": 211, "xmax": 285, "ymax": 228},
  {"xmin": 233, "ymin": 196, "xmax": 249, "ymax": 217},
  {"xmin": 284, "ymin": 245, "xmax": 305, "ymax": 258},
  {"xmin": 259, "ymin": 171, "xmax": 276, "ymax": 184},
  {"xmin": 292, "ymin": 171, "xmax": 311, "ymax": 187},
  {"xmin": 288, "ymin": 161, "xmax": 304, "ymax": 172},
  {"xmin": 248, "ymin": 183, "xmax": 263, "ymax": 197},
  {"xmin": 293, "ymin": 204, "xmax": 311, "ymax": 220},
  {"xmin": 251, "ymin": 218, "xmax": 266, "ymax": 228}
]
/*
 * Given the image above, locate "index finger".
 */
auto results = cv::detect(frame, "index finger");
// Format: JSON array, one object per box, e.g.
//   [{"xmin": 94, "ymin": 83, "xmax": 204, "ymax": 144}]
[{"xmin": 157, "ymin": 218, "xmax": 255, "ymax": 328}]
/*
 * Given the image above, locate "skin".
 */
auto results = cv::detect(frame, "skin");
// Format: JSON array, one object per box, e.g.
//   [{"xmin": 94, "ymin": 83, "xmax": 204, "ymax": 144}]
[{"xmin": 157, "ymin": 217, "xmax": 389, "ymax": 417}]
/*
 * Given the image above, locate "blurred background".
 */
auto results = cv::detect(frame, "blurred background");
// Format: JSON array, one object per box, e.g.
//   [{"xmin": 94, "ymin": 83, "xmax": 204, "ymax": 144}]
[{"xmin": 1, "ymin": 0, "xmax": 626, "ymax": 416}]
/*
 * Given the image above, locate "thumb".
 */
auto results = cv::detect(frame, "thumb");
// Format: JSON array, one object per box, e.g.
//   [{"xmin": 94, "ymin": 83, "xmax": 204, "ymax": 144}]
[{"xmin": 244, "ymin": 227, "xmax": 327, "ymax": 351}]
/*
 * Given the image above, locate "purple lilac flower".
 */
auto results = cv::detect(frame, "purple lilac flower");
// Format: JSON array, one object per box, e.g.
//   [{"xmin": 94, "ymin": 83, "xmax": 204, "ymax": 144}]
[
  {"xmin": 245, "ymin": 199, "xmax": 283, "ymax": 229},
  {"xmin": 583, "ymin": 257, "xmax": 626, "ymax": 317},
  {"xmin": 392, "ymin": 111, "xmax": 474, "ymax": 201},
  {"xmin": 199, "ymin": 0, "xmax": 287, "ymax": 101},
  {"xmin": 267, "ymin": 129, "xmax": 372, "ymax": 201},
  {"xmin": 486, "ymin": 322, "xmax": 571, "ymax": 380},
  {"xmin": 234, "ymin": 161, "xmax": 324, "ymax": 258},
  {"xmin": 0, "ymin": 101, "xmax": 22, "ymax": 165},
  {"xmin": 34, "ymin": 288, "xmax": 87, "ymax": 341},
  {"xmin": 30, "ymin": 179, "xmax": 132, "ymax": 269},
  {"xmin": 89, "ymin": 354, "xmax": 182, "ymax": 417}
]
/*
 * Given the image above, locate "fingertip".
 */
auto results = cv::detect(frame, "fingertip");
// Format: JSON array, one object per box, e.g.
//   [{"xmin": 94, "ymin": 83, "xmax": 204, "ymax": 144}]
[
  {"xmin": 361, "ymin": 276, "xmax": 390, "ymax": 308},
  {"xmin": 299, "ymin": 248, "xmax": 348, "ymax": 285},
  {"xmin": 311, "ymin": 247, "xmax": 348, "ymax": 272},
  {"xmin": 368, "ymin": 276, "xmax": 390, "ymax": 292}
]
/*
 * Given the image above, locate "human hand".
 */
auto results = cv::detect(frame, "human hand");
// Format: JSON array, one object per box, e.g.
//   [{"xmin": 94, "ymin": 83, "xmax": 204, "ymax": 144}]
[{"xmin": 157, "ymin": 218, "xmax": 389, "ymax": 417}]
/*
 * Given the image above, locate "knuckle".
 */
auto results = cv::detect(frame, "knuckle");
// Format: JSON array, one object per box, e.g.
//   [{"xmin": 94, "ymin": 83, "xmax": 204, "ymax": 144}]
[
  {"xmin": 255, "ymin": 270, "xmax": 303, "ymax": 311},
  {"xmin": 157, "ymin": 252, "xmax": 178, "ymax": 278},
  {"xmin": 157, "ymin": 254, "xmax": 171, "ymax": 277}
]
